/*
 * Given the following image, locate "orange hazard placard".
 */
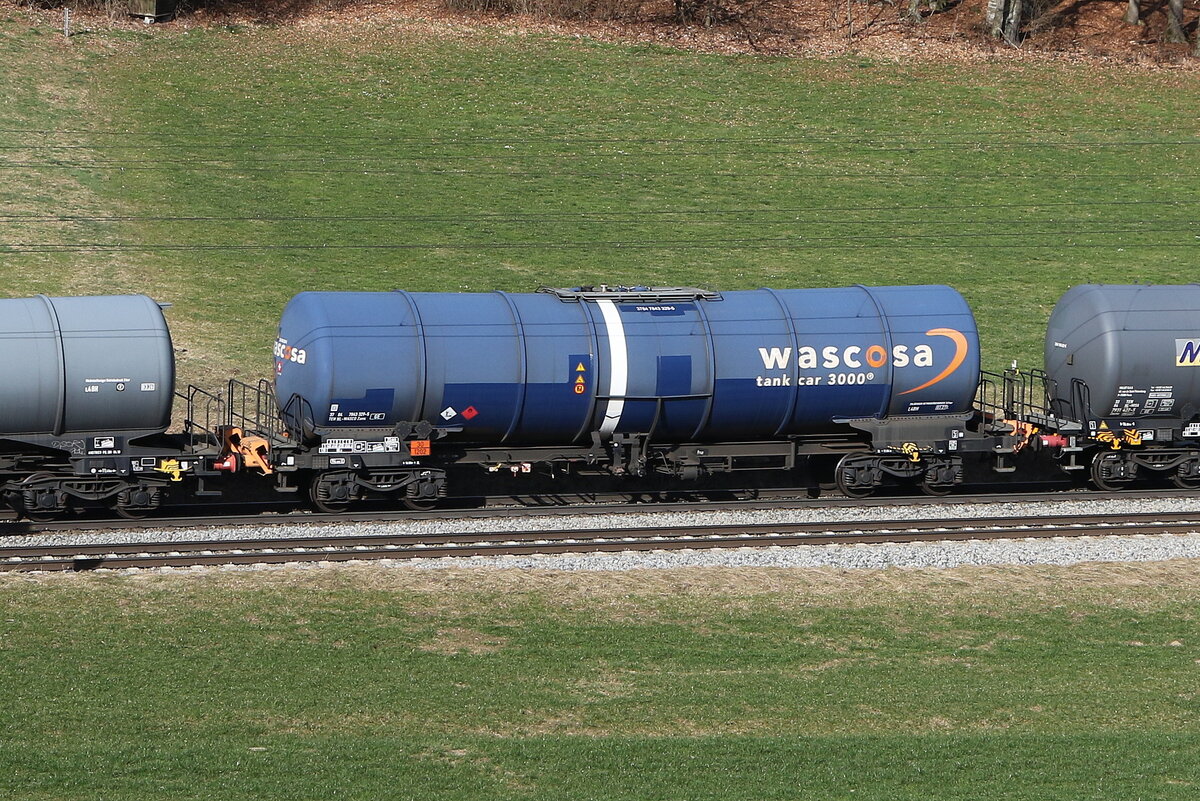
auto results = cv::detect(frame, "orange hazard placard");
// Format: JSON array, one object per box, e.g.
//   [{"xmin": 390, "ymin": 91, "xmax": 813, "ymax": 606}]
[{"xmin": 409, "ymin": 440, "xmax": 431, "ymax": 456}]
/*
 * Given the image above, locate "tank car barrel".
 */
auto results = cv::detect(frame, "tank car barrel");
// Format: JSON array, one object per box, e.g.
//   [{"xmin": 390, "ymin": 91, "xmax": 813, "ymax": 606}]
[{"xmin": 273, "ymin": 284, "xmax": 981, "ymax": 447}]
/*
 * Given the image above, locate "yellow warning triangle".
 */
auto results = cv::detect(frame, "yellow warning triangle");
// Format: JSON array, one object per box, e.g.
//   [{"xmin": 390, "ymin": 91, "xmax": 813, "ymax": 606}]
[
  {"xmin": 1098, "ymin": 421, "xmax": 1110, "ymax": 430},
  {"xmin": 575, "ymin": 375, "xmax": 586, "ymax": 384},
  {"xmin": 575, "ymin": 362, "xmax": 587, "ymax": 372}
]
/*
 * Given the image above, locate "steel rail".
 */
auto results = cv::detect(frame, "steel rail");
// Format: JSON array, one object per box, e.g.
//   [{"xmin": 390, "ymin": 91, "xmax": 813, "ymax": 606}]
[
  {"xmin": 2, "ymin": 486, "xmax": 1198, "ymax": 536},
  {"xmin": 3, "ymin": 511, "xmax": 1198, "ymax": 572}
]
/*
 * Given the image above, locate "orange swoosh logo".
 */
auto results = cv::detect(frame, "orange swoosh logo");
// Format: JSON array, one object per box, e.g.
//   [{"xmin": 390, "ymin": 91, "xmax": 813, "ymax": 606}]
[{"xmin": 898, "ymin": 328, "xmax": 968, "ymax": 395}]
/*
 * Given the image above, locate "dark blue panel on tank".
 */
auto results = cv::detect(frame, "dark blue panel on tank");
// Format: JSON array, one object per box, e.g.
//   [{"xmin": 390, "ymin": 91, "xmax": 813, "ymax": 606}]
[
  {"xmin": 710, "ymin": 377, "xmax": 888, "ymax": 429},
  {"xmin": 656, "ymin": 354, "xmax": 708, "ymax": 439},
  {"xmin": 657, "ymin": 355, "xmax": 692, "ymax": 395}
]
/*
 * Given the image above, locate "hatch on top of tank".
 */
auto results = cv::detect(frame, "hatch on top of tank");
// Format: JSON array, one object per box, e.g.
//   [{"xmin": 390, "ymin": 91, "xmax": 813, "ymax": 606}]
[{"xmin": 537, "ymin": 286, "xmax": 722, "ymax": 303}]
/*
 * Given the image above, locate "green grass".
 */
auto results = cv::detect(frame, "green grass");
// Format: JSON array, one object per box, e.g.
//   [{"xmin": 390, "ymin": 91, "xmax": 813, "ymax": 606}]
[
  {"xmin": 4, "ymin": 17, "xmax": 1200, "ymax": 383},
  {"xmin": 2, "ymin": 565, "xmax": 1200, "ymax": 799}
]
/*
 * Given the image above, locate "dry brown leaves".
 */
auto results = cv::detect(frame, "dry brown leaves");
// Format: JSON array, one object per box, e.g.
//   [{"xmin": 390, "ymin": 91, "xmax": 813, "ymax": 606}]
[{"xmin": 10, "ymin": 0, "xmax": 1200, "ymax": 70}]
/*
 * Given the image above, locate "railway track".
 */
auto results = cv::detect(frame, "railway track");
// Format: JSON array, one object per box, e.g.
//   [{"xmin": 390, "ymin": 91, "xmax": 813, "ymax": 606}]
[
  {"xmin": 3, "ymin": 511, "xmax": 1199, "ymax": 573},
  {"xmin": 3, "ymin": 485, "xmax": 1198, "ymax": 536}
]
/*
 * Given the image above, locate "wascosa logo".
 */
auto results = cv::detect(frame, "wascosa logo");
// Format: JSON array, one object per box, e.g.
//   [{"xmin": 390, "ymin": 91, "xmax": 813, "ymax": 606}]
[
  {"xmin": 1176, "ymin": 339, "xmax": 1200, "ymax": 366},
  {"xmin": 274, "ymin": 337, "xmax": 308, "ymax": 365},
  {"xmin": 757, "ymin": 328, "xmax": 969, "ymax": 395}
]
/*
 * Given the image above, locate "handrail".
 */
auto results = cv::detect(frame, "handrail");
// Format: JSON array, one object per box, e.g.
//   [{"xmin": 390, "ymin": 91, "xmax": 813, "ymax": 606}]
[{"xmin": 178, "ymin": 385, "xmax": 224, "ymax": 450}]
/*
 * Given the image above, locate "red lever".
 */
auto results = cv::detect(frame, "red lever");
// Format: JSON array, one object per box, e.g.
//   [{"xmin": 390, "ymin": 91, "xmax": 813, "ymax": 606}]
[{"xmin": 214, "ymin": 454, "xmax": 239, "ymax": 472}]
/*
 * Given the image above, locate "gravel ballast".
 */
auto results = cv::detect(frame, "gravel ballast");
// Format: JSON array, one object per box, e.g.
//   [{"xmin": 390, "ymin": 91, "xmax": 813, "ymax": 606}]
[{"xmin": 6, "ymin": 496, "xmax": 1200, "ymax": 572}]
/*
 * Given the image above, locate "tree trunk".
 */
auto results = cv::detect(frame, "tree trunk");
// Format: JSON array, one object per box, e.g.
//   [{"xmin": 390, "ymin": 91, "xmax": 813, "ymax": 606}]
[
  {"xmin": 1165, "ymin": 0, "xmax": 1186, "ymax": 42},
  {"xmin": 906, "ymin": 0, "xmax": 922, "ymax": 22},
  {"xmin": 986, "ymin": 0, "xmax": 1006, "ymax": 37},
  {"xmin": 1002, "ymin": 0, "xmax": 1022, "ymax": 45},
  {"xmin": 1123, "ymin": 0, "xmax": 1139, "ymax": 25}
]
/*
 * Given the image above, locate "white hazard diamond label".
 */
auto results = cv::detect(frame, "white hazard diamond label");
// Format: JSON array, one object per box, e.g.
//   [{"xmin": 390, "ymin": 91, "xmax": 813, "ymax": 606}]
[{"xmin": 440, "ymin": 406, "xmax": 457, "ymax": 420}]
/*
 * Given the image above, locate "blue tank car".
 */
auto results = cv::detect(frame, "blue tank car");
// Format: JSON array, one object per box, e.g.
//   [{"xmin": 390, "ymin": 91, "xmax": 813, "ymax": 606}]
[
  {"xmin": 274, "ymin": 285, "xmax": 979, "ymax": 445},
  {"xmin": 269, "ymin": 285, "xmax": 981, "ymax": 507}
]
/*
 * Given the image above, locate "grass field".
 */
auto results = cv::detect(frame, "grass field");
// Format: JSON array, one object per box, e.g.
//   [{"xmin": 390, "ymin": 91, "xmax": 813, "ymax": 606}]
[
  {"xmin": 4, "ymin": 13, "xmax": 1200, "ymax": 384},
  {"xmin": 2, "ymin": 564, "xmax": 1200, "ymax": 800},
  {"xmin": 5, "ymin": 11, "xmax": 1200, "ymax": 799}
]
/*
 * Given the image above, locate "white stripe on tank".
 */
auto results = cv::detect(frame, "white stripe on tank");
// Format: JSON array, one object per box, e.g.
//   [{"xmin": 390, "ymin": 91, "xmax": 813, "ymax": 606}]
[{"xmin": 597, "ymin": 299, "xmax": 628, "ymax": 437}]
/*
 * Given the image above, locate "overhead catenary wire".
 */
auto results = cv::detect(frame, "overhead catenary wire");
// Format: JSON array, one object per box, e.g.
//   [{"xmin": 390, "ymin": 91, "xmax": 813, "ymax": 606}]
[
  {"xmin": 1, "ymin": 212, "xmax": 1197, "ymax": 226},
  {"xmin": 0, "ymin": 196, "xmax": 1196, "ymax": 223},
  {"xmin": 4, "ymin": 244, "xmax": 1194, "ymax": 253},
  {"xmin": 0, "ymin": 124, "xmax": 1191, "ymax": 142},
  {"xmin": 5, "ymin": 225, "xmax": 1199, "ymax": 252},
  {"xmin": 4, "ymin": 139, "xmax": 1200, "ymax": 154},
  {"xmin": 3, "ymin": 161, "xmax": 1199, "ymax": 179}
]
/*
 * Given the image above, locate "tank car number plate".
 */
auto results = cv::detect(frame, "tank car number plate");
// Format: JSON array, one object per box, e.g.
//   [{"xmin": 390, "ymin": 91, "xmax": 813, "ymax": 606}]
[{"xmin": 319, "ymin": 437, "xmax": 402, "ymax": 454}]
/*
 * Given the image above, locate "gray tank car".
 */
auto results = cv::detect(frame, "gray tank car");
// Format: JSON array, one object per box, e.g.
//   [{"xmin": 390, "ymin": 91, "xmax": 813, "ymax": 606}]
[
  {"xmin": 1043, "ymin": 284, "xmax": 1200, "ymax": 489},
  {"xmin": 0, "ymin": 295, "xmax": 192, "ymax": 518},
  {"xmin": 0, "ymin": 294, "xmax": 174, "ymax": 441}
]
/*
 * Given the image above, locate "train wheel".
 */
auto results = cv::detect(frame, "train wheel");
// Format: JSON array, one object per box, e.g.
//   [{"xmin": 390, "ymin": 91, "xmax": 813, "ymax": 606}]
[
  {"xmin": 918, "ymin": 459, "xmax": 958, "ymax": 497},
  {"xmin": 1090, "ymin": 453, "xmax": 1133, "ymax": 491},
  {"xmin": 1172, "ymin": 462, "xmax": 1200, "ymax": 489},
  {"xmin": 918, "ymin": 478, "xmax": 954, "ymax": 497},
  {"xmin": 401, "ymin": 497, "xmax": 439, "ymax": 512},
  {"xmin": 114, "ymin": 504, "xmax": 150, "ymax": 520},
  {"xmin": 835, "ymin": 454, "xmax": 876, "ymax": 499},
  {"xmin": 309, "ymin": 472, "xmax": 356, "ymax": 514},
  {"xmin": 19, "ymin": 472, "xmax": 66, "ymax": 522},
  {"xmin": 113, "ymin": 485, "xmax": 160, "ymax": 520}
]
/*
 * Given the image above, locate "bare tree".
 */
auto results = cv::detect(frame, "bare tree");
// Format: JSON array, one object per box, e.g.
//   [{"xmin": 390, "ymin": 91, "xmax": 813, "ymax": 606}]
[
  {"xmin": 1123, "ymin": 0, "xmax": 1139, "ymax": 25},
  {"xmin": 986, "ymin": 0, "xmax": 1022, "ymax": 44},
  {"xmin": 986, "ymin": 0, "xmax": 1006, "ymax": 37},
  {"xmin": 1165, "ymin": 0, "xmax": 1186, "ymax": 42},
  {"xmin": 1003, "ymin": 0, "xmax": 1022, "ymax": 43},
  {"xmin": 906, "ymin": 0, "xmax": 945, "ymax": 22}
]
